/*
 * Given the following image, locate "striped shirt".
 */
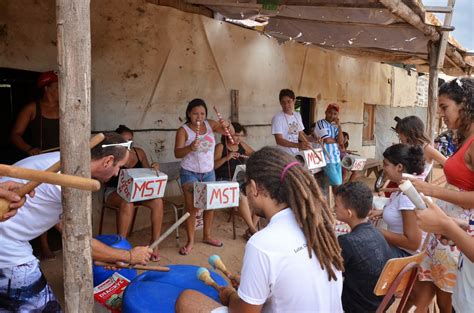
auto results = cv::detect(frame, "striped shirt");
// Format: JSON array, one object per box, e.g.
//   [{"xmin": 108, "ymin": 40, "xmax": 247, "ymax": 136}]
[{"xmin": 314, "ymin": 119, "xmax": 340, "ymax": 164}]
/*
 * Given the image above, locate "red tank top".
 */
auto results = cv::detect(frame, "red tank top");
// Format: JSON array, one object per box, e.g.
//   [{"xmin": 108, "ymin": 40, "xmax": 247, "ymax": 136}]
[{"xmin": 444, "ymin": 135, "xmax": 474, "ymax": 191}]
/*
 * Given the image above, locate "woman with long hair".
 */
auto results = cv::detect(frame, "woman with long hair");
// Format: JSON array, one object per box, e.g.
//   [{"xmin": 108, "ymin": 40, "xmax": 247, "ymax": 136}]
[
  {"xmin": 174, "ymin": 98, "xmax": 234, "ymax": 255},
  {"xmin": 408, "ymin": 77, "xmax": 474, "ymax": 312}
]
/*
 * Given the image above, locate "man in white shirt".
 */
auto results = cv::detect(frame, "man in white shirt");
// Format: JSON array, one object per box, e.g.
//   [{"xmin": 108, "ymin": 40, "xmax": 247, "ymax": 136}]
[
  {"xmin": 271, "ymin": 89, "xmax": 312, "ymax": 155},
  {"xmin": 176, "ymin": 147, "xmax": 343, "ymax": 313},
  {"xmin": 0, "ymin": 133, "xmax": 153, "ymax": 312}
]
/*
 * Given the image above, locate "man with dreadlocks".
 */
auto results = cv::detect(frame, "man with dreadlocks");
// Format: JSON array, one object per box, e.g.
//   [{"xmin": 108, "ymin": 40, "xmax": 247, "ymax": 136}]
[{"xmin": 176, "ymin": 146, "xmax": 344, "ymax": 313}]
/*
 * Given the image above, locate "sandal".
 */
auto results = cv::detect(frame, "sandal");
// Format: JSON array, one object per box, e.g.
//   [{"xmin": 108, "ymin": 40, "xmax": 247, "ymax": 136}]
[
  {"xmin": 242, "ymin": 229, "xmax": 253, "ymax": 241},
  {"xmin": 203, "ymin": 238, "xmax": 224, "ymax": 247},
  {"xmin": 179, "ymin": 246, "xmax": 193, "ymax": 255},
  {"xmin": 150, "ymin": 252, "xmax": 161, "ymax": 262}
]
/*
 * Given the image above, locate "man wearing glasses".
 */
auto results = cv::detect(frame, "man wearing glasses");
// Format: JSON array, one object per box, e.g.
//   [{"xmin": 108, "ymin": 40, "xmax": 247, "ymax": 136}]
[{"xmin": 0, "ymin": 133, "xmax": 153, "ymax": 312}]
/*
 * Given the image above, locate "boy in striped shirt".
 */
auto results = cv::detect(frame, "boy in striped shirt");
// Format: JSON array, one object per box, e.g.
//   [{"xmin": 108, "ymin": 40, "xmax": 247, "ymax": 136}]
[{"xmin": 314, "ymin": 103, "xmax": 344, "ymax": 186}]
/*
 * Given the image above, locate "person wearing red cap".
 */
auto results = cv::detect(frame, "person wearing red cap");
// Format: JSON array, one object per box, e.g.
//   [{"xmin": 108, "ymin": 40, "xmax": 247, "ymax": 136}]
[
  {"xmin": 9, "ymin": 70, "xmax": 60, "ymax": 261},
  {"xmin": 314, "ymin": 103, "xmax": 344, "ymax": 187},
  {"xmin": 10, "ymin": 71, "xmax": 59, "ymax": 157}
]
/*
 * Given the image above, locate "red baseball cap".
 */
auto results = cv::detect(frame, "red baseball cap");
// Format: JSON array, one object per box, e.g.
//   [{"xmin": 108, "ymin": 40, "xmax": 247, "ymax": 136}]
[
  {"xmin": 37, "ymin": 71, "xmax": 58, "ymax": 88},
  {"xmin": 326, "ymin": 103, "xmax": 340, "ymax": 112}
]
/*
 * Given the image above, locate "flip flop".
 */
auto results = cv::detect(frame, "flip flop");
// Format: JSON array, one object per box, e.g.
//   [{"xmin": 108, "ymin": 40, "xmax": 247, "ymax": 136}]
[
  {"xmin": 179, "ymin": 246, "xmax": 193, "ymax": 255},
  {"xmin": 203, "ymin": 239, "xmax": 224, "ymax": 247},
  {"xmin": 150, "ymin": 252, "xmax": 161, "ymax": 262}
]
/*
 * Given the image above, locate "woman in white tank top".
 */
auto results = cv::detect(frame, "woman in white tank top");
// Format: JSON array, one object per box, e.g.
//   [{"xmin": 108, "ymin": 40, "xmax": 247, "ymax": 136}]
[{"xmin": 174, "ymin": 98, "xmax": 235, "ymax": 256}]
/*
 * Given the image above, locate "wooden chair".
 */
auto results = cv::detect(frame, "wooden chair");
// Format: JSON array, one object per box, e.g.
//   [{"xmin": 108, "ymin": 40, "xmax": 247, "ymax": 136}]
[{"xmin": 374, "ymin": 252, "xmax": 425, "ymax": 313}]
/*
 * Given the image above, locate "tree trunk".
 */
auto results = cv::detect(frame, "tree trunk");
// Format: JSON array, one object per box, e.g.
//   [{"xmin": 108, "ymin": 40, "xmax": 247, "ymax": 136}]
[{"xmin": 56, "ymin": 0, "xmax": 93, "ymax": 312}]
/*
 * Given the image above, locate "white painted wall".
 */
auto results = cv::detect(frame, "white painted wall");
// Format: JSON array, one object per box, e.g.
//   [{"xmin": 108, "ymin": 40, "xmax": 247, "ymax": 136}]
[{"xmin": 1, "ymin": 0, "xmax": 425, "ymax": 232}]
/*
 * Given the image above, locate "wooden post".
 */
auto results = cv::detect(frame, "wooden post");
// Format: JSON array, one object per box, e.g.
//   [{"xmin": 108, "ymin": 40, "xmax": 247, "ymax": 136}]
[
  {"xmin": 230, "ymin": 89, "xmax": 239, "ymax": 122},
  {"xmin": 427, "ymin": 42, "xmax": 439, "ymax": 143},
  {"xmin": 56, "ymin": 0, "xmax": 93, "ymax": 312}
]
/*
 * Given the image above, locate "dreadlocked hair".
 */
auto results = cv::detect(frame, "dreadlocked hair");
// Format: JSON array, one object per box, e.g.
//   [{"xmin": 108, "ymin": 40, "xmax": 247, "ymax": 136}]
[
  {"xmin": 439, "ymin": 77, "xmax": 474, "ymax": 148},
  {"xmin": 246, "ymin": 146, "xmax": 344, "ymax": 281}
]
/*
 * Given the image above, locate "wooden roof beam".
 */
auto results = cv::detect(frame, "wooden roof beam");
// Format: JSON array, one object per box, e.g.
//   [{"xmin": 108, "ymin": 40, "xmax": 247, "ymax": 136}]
[{"xmin": 378, "ymin": 0, "xmax": 439, "ymax": 41}]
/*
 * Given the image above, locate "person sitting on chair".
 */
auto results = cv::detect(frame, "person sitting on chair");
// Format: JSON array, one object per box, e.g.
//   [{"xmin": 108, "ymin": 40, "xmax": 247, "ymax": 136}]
[
  {"xmin": 104, "ymin": 125, "xmax": 163, "ymax": 261},
  {"xmin": 214, "ymin": 122, "xmax": 258, "ymax": 239}
]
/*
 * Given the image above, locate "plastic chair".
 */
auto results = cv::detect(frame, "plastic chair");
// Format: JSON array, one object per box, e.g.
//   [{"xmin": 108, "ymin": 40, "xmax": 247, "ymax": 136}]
[{"xmin": 374, "ymin": 252, "xmax": 425, "ymax": 313}]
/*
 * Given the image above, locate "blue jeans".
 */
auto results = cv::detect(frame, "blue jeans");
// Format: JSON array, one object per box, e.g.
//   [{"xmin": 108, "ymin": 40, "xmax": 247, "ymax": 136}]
[{"xmin": 180, "ymin": 168, "xmax": 216, "ymax": 186}]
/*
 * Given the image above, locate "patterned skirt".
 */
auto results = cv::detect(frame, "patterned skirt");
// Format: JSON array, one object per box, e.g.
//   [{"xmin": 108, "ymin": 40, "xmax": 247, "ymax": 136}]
[{"xmin": 418, "ymin": 198, "xmax": 473, "ymax": 293}]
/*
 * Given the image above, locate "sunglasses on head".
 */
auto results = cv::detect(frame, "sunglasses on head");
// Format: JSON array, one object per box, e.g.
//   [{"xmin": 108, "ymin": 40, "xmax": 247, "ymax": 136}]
[{"xmin": 101, "ymin": 140, "xmax": 133, "ymax": 150}]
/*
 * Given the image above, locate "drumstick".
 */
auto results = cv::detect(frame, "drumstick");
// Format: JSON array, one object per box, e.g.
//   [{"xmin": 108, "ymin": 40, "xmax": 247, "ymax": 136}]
[
  {"xmin": 41, "ymin": 147, "xmax": 60, "ymax": 154},
  {"xmin": 208, "ymin": 255, "xmax": 234, "ymax": 280},
  {"xmin": 298, "ymin": 133, "xmax": 324, "ymax": 163},
  {"xmin": 213, "ymin": 106, "xmax": 235, "ymax": 144},
  {"xmin": 196, "ymin": 267, "xmax": 219, "ymax": 290},
  {"xmin": 149, "ymin": 212, "xmax": 191, "ymax": 250},
  {"xmin": 0, "ymin": 133, "xmax": 105, "ymax": 216},
  {"xmin": 0, "ymin": 165, "xmax": 101, "ymax": 191},
  {"xmin": 94, "ymin": 261, "xmax": 170, "ymax": 272}
]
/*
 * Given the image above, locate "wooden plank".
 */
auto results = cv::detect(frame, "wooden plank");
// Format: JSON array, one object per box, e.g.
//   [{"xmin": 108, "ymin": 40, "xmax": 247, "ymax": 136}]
[
  {"xmin": 56, "ymin": 0, "xmax": 93, "ymax": 311},
  {"xmin": 149, "ymin": 0, "xmax": 213, "ymax": 17},
  {"xmin": 378, "ymin": 0, "xmax": 439, "ymax": 41},
  {"xmin": 230, "ymin": 89, "xmax": 239, "ymax": 122},
  {"xmin": 427, "ymin": 42, "xmax": 439, "ymax": 142},
  {"xmin": 436, "ymin": 0, "xmax": 455, "ymax": 70},
  {"xmin": 424, "ymin": 6, "xmax": 453, "ymax": 13}
]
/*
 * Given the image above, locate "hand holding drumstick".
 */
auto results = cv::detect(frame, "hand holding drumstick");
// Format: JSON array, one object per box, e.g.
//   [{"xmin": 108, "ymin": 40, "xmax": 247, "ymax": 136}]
[{"xmin": 0, "ymin": 181, "xmax": 35, "ymax": 222}]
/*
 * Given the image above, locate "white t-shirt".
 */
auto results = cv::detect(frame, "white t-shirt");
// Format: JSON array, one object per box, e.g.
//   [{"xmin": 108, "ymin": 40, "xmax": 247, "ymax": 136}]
[
  {"xmin": 0, "ymin": 152, "xmax": 62, "ymax": 268},
  {"xmin": 271, "ymin": 111, "xmax": 304, "ymax": 155},
  {"xmin": 382, "ymin": 191, "xmax": 425, "ymax": 254},
  {"xmin": 238, "ymin": 208, "xmax": 343, "ymax": 313}
]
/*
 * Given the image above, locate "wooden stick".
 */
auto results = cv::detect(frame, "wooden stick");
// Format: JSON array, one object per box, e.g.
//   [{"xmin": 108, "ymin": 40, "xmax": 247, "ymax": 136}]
[
  {"xmin": 298, "ymin": 133, "xmax": 324, "ymax": 163},
  {"xmin": 213, "ymin": 106, "xmax": 235, "ymax": 144},
  {"xmin": 0, "ymin": 165, "xmax": 101, "ymax": 191},
  {"xmin": 41, "ymin": 147, "xmax": 60, "ymax": 154},
  {"xmin": 0, "ymin": 133, "xmax": 105, "ymax": 216},
  {"xmin": 94, "ymin": 261, "xmax": 170, "ymax": 272},
  {"xmin": 149, "ymin": 212, "xmax": 190, "ymax": 250},
  {"xmin": 197, "ymin": 267, "xmax": 219, "ymax": 290}
]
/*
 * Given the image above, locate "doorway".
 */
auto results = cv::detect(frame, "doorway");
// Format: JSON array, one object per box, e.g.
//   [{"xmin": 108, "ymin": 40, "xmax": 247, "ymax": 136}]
[
  {"xmin": 295, "ymin": 96, "xmax": 316, "ymax": 134},
  {"xmin": 0, "ymin": 68, "xmax": 41, "ymax": 164}
]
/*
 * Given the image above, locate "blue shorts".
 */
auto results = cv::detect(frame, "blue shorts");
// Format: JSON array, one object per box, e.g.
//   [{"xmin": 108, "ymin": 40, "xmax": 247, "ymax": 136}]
[
  {"xmin": 180, "ymin": 168, "xmax": 216, "ymax": 186},
  {"xmin": 324, "ymin": 162, "xmax": 342, "ymax": 186}
]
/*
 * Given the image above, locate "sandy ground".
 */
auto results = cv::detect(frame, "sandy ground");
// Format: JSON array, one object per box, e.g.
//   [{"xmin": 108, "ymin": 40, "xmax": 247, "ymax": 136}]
[{"xmin": 40, "ymin": 167, "xmax": 444, "ymax": 311}]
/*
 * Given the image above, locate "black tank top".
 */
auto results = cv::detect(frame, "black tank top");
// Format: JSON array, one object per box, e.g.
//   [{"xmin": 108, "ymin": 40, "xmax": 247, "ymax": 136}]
[
  {"xmin": 214, "ymin": 143, "xmax": 246, "ymax": 180},
  {"xmin": 107, "ymin": 147, "xmax": 143, "ymax": 188},
  {"xmin": 29, "ymin": 101, "xmax": 60, "ymax": 150}
]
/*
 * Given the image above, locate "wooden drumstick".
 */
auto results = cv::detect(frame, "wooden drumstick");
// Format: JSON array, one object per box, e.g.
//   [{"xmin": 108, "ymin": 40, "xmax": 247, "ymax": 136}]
[
  {"xmin": 0, "ymin": 133, "xmax": 105, "ymax": 216},
  {"xmin": 196, "ymin": 267, "xmax": 219, "ymax": 290},
  {"xmin": 41, "ymin": 146, "xmax": 60, "ymax": 154},
  {"xmin": 0, "ymin": 165, "xmax": 101, "ymax": 191},
  {"xmin": 94, "ymin": 261, "xmax": 170, "ymax": 272},
  {"xmin": 213, "ymin": 106, "xmax": 235, "ymax": 144},
  {"xmin": 208, "ymin": 255, "xmax": 234, "ymax": 280},
  {"xmin": 298, "ymin": 133, "xmax": 324, "ymax": 163},
  {"xmin": 149, "ymin": 212, "xmax": 190, "ymax": 250}
]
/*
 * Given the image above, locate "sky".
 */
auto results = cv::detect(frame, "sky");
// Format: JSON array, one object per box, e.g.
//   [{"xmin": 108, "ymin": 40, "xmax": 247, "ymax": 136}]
[{"xmin": 423, "ymin": 0, "xmax": 474, "ymax": 51}]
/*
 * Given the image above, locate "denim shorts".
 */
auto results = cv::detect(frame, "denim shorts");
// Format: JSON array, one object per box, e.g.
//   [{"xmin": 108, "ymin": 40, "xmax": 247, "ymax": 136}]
[
  {"xmin": 180, "ymin": 168, "xmax": 216, "ymax": 186},
  {"xmin": 324, "ymin": 162, "xmax": 342, "ymax": 186}
]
